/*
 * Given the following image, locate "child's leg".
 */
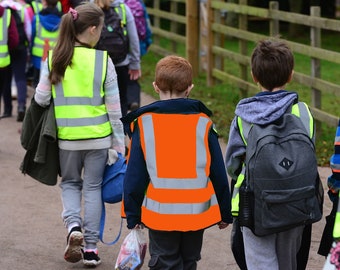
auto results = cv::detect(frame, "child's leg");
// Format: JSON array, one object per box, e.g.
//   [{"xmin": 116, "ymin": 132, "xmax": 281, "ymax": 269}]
[
  {"xmin": 180, "ymin": 230, "xmax": 204, "ymax": 270},
  {"xmin": 242, "ymin": 226, "xmax": 278, "ymax": 270},
  {"xmin": 2, "ymin": 66, "xmax": 13, "ymax": 116},
  {"xmin": 276, "ymin": 225, "xmax": 304, "ymax": 270},
  {"xmin": 148, "ymin": 229, "xmax": 182, "ymax": 270},
  {"xmin": 127, "ymin": 78, "xmax": 141, "ymax": 111}
]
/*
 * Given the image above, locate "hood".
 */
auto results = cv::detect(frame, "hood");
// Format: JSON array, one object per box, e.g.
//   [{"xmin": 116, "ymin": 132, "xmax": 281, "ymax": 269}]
[
  {"xmin": 39, "ymin": 13, "xmax": 61, "ymax": 32},
  {"xmin": 38, "ymin": 8, "xmax": 62, "ymax": 32},
  {"xmin": 235, "ymin": 90, "xmax": 298, "ymax": 125}
]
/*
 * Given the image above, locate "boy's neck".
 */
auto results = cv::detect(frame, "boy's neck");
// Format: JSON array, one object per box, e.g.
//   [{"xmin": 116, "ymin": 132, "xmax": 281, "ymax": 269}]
[{"xmin": 159, "ymin": 92, "xmax": 188, "ymax": 100}]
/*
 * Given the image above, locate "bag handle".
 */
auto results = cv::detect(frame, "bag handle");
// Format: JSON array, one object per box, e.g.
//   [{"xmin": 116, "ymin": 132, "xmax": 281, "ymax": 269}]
[{"xmin": 99, "ymin": 201, "xmax": 123, "ymax": 245}]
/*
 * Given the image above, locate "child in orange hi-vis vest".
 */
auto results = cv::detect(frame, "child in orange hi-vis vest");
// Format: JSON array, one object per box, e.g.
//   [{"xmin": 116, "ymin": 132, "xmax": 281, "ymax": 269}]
[{"xmin": 121, "ymin": 55, "xmax": 233, "ymax": 270}]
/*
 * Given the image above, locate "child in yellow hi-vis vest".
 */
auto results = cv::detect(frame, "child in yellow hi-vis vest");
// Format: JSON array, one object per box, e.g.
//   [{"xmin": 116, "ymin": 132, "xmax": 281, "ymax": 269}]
[{"xmin": 33, "ymin": 3, "xmax": 125, "ymax": 267}]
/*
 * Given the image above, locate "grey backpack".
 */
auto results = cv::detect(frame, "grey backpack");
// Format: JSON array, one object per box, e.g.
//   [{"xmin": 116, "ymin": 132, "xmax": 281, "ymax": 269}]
[{"xmin": 238, "ymin": 102, "xmax": 323, "ymax": 236}]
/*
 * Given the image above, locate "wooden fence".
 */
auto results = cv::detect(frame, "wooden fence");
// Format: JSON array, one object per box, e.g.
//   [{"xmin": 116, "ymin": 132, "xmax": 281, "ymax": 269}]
[{"xmin": 146, "ymin": 0, "xmax": 339, "ymax": 128}]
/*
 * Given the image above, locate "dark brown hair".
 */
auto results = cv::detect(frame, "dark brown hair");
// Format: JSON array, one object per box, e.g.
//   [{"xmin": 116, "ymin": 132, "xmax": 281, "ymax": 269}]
[
  {"xmin": 251, "ymin": 39, "xmax": 294, "ymax": 91},
  {"xmin": 154, "ymin": 55, "xmax": 193, "ymax": 94},
  {"xmin": 49, "ymin": 2, "xmax": 104, "ymax": 85}
]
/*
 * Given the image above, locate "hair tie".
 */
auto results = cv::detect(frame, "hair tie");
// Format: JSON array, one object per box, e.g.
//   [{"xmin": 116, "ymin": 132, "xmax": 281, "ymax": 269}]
[{"xmin": 69, "ymin": 8, "xmax": 78, "ymax": 21}]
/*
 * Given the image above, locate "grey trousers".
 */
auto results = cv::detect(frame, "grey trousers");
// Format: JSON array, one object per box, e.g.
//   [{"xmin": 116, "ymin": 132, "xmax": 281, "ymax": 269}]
[
  {"xmin": 242, "ymin": 225, "xmax": 304, "ymax": 270},
  {"xmin": 59, "ymin": 148, "xmax": 107, "ymax": 249}
]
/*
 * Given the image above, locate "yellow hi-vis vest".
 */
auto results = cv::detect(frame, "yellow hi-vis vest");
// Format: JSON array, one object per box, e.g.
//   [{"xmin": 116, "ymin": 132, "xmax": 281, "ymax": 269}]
[
  {"xmin": 32, "ymin": 14, "xmax": 58, "ymax": 57},
  {"xmin": 49, "ymin": 47, "xmax": 112, "ymax": 140},
  {"xmin": 0, "ymin": 9, "xmax": 11, "ymax": 67},
  {"xmin": 31, "ymin": 1, "xmax": 42, "ymax": 14},
  {"xmin": 231, "ymin": 102, "xmax": 315, "ymax": 216},
  {"xmin": 138, "ymin": 112, "xmax": 221, "ymax": 231}
]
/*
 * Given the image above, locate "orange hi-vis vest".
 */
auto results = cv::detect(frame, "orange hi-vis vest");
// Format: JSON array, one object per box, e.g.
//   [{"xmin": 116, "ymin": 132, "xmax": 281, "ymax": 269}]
[{"xmin": 137, "ymin": 112, "xmax": 221, "ymax": 231}]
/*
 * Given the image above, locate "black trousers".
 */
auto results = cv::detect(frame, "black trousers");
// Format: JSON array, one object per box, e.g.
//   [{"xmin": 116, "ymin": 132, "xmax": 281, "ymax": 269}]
[
  {"xmin": 115, "ymin": 65, "xmax": 129, "ymax": 117},
  {"xmin": 148, "ymin": 229, "xmax": 204, "ymax": 270}
]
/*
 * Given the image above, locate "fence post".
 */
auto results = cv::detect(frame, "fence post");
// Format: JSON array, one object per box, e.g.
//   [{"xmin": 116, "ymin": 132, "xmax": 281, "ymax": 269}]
[
  {"xmin": 186, "ymin": 0, "xmax": 199, "ymax": 76},
  {"xmin": 269, "ymin": 1, "xmax": 279, "ymax": 37},
  {"xmin": 206, "ymin": 0, "xmax": 224, "ymax": 86},
  {"xmin": 153, "ymin": 0, "xmax": 160, "ymax": 47},
  {"xmin": 310, "ymin": 6, "xmax": 322, "ymax": 135},
  {"xmin": 206, "ymin": 0, "xmax": 213, "ymax": 86},
  {"xmin": 170, "ymin": 1, "xmax": 178, "ymax": 52},
  {"xmin": 199, "ymin": 0, "xmax": 208, "ymax": 72},
  {"xmin": 239, "ymin": 0, "xmax": 248, "ymax": 98}
]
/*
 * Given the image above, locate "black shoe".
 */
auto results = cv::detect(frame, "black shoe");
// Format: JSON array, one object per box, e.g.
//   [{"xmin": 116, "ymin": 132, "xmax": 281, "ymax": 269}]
[
  {"xmin": 64, "ymin": 226, "xmax": 83, "ymax": 263},
  {"xmin": 82, "ymin": 249, "xmax": 101, "ymax": 267},
  {"xmin": 17, "ymin": 107, "xmax": 26, "ymax": 122}
]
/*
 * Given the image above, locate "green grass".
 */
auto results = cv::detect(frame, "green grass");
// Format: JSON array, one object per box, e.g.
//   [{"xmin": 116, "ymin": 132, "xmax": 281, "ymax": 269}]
[{"xmin": 139, "ymin": 31, "xmax": 340, "ymax": 167}]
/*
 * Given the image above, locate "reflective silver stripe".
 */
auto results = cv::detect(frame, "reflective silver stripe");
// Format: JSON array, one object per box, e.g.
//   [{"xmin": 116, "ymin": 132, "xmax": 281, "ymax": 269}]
[
  {"xmin": 0, "ymin": 10, "xmax": 8, "ymax": 44},
  {"xmin": 56, "ymin": 114, "xmax": 109, "ymax": 127},
  {"xmin": 53, "ymin": 96, "xmax": 104, "ymax": 106},
  {"xmin": 54, "ymin": 50, "xmax": 104, "ymax": 106},
  {"xmin": 331, "ymin": 163, "xmax": 340, "ymax": 171},
  {"xmin": 141, "ymin": 114, "xmax": 211, "ymax": 189},
  {"xmin": 336, "ymin": 136, "xmax": 340, "ymax": 144},
  {"xmin": 142, "ymin": 195, "xmax": 218, "ymax": 214}
]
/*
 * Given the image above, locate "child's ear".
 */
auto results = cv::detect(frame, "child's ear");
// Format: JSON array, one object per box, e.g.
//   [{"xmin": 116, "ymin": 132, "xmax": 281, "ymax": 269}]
[
  {"xmin": 287, "ymin": 70, "xmax": 294, "ymax": 83},
  {"xmin": 153, "ymin": 82, "xmax": 160, "ymax": 93},
  {"xmin": 251, "ymin": 71, "xmax": 258, "ymax": 83},
  {"xmin": 185, "ymin": 84, "xmax": 194, "ymax": 97},
  {"xmin": 89, "ymin": 25, "xmax": 97, "ymax": 35}
]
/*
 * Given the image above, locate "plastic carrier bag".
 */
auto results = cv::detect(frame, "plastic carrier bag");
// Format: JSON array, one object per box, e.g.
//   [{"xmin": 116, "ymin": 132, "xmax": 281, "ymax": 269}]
[{"xmin": 115, "ymin": 228, "xmax": 147, "ymax": 270}]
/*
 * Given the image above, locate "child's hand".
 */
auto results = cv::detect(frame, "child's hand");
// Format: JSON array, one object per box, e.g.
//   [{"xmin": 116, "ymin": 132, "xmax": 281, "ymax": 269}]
[
  {"xmin": 129, "ymin": 69, "xmax": 141, "ymax": 80},
  {"xmin": 134, "ymin": 223, "xmax": 145, "ymax": 229},
  {"xmin": 217, "ymin": 221, "xmax": 229, "ymax": 229}
]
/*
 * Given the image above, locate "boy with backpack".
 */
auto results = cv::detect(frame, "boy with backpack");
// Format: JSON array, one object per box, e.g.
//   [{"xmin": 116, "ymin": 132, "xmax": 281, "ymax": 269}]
[
  {"xmin": 94, "ymin": 0, "xmax": 141, "ymax": 117},
  {"xmin": 225, "ymin": 39, "xmax": 323, "ymax": 270}
]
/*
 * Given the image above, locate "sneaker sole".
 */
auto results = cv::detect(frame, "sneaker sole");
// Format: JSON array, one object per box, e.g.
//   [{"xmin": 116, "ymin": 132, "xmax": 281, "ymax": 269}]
[
  {"xmin": 83, "ymin": 259, "xmax": 102, "ymax": 267},
  {"xmin": 64, "ymin": 231, "xmax": 83, "ymax": 263}
]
